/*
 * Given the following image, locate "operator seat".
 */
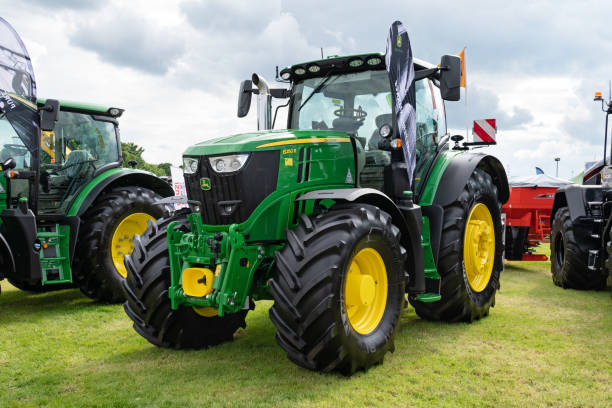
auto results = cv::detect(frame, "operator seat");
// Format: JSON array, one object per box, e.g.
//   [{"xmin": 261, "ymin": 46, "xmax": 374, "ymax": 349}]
[
  {"xmin": 332, "ymin": 117, "xmax": 367, "ymax": 148},
  {"xmin": 60, "ymin": 150, "xmax": 92, "ymax": 178}
]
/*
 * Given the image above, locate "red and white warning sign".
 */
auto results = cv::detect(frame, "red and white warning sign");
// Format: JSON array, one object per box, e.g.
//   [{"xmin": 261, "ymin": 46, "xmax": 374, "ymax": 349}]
[{"xmin": 472, "ymin": 119, "xmax": 497, "ymax": 143}]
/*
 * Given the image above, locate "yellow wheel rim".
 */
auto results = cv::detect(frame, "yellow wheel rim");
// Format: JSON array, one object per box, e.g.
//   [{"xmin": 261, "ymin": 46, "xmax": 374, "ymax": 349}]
[
  {"xmin": 111, "ymin": 212, "xmax": 155, "ymax": 278},
  {"xmin": 344, "ymin": 247, "xmax": 388, "ymax": 335},
  {"xmin": 463, "ymin": 203, "xmax": 495, "ymax": 292}
]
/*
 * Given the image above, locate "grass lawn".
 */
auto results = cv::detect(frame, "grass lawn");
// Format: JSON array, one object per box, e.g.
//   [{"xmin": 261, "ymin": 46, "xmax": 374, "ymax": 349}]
[{"xmin": 1, "ymin": 252, "xmax": 610, "ymax": 408}]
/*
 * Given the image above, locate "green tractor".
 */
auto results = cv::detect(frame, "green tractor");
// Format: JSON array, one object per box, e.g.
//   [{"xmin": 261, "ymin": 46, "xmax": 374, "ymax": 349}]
[
  {"xmin": 123, "ymin": 22, "xmax": 509, "ymax": 374},
  {"xmin": 0, "ymin": 18, "xmax": 172, "ymax": 302}
]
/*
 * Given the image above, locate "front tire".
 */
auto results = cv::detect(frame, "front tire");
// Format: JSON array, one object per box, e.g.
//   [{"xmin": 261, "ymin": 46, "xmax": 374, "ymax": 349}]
[
  {"xmin": 122, "ymin": 212, "xmax": 248, "ymax": 348},
  {"xmin": 269, "ymin": 205, "xmax": 406, "ymax": 375},
  {"xmin": 410, "ymin": 168, "xmax": 503, "ymax": 322},
  {"xmin": 73, "ymin": 186, "xmax": 168, "ymax": 303},
  {"xmin": 551, "ymin": 207, "xmax": 605, "ymax": 289}
]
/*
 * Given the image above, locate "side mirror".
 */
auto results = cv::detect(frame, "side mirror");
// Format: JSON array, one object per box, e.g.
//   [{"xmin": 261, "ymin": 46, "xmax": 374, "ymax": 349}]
[
  {"xmin": 40, "ymin": 99, "xmax": 60, "ymax": 131},
  {"xmin": 237, "ymin": 80, "xmax": 253, "ymax": 118},
  {"xmin": 439, "ymin": 55, "xmax": 461, "ymax": 101},
  {"xmin": 2, "ymin": 157, "xmax": 16, "ymax": 171}
]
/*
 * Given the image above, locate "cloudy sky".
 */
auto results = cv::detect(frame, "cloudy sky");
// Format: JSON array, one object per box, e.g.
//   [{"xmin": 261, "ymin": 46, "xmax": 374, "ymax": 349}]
[{"xmin": 2, "ymin": 0, "xmax": 611, "ymax": 179}]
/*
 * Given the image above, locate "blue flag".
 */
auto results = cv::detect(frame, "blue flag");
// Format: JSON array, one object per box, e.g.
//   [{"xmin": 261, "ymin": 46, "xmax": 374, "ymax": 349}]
[
  {"xmin": 535, "ymin": 167, "xmax": 544, "ymax": 175},
  {"xmin": 385, "ymin": 21, "xmax": 416, "ymax": 187}
]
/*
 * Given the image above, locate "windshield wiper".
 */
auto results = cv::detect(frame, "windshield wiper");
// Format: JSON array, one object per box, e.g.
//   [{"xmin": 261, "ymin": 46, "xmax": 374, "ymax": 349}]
[{"xmin": 298, "ymin": 74, "xmax": 337, "ymax": 111}]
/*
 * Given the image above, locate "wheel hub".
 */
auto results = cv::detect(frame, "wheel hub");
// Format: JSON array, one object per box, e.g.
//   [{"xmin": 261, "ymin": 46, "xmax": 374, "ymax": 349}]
[
  {"xmin": 463, "ymin": 203, "xmax": 495, "ymax": 292},
  {"xmin": 111, "ymin": 212, "xmax": 155, "ymax": 278},
  {"xmin": 344, "ymin": 247, "xmax": 388, "ymax": 335}
]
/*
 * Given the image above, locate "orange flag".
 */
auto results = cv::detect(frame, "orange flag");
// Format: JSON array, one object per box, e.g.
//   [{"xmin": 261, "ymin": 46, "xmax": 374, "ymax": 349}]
[{"xmin": 457, "ymin": 48, "xmax": 466, "ymax": 88}]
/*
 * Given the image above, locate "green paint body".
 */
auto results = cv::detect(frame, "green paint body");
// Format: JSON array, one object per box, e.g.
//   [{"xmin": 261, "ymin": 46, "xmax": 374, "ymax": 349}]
[{"xmin": 168, "ymin": 129, "xmax": 463, "ymax": 314}]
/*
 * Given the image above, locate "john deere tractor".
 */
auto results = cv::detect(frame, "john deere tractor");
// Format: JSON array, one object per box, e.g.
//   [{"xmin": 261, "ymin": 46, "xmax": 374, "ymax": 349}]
[
  {"xmin": 550, "ymin": 90, "xmax": 612, "ymax": 296},
  {"xmin": 0, "ymin": 18, "xmax": 172, "ymax": 302},
  {"xmin": 123, "ymin": 22, "xmax": 509, "ymax": 375}
]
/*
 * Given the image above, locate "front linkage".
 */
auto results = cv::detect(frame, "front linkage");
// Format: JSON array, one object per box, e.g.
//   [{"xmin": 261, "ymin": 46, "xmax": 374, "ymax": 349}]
[{"xmin": 167, "ymin": 212, "xmax": 282, "ymax": 316}]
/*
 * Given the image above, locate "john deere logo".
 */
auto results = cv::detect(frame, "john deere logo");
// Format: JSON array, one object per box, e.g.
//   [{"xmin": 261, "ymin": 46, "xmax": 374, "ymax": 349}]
[
  {"xmin": 200, "ymin": 177, "xmax": 211, "ymax": 191},
  {"xmin": 396, "ymin": 34, "xmax": 402, "ymax": 48}
]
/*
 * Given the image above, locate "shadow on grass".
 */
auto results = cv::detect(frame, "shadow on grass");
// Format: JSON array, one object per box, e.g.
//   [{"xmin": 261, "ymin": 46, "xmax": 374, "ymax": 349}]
[
  {"xmin": 0, "ymin": 285, "xmax": 102, "ymax": 325},
  {"xmin": 504, "ymin": 262, "xmax": 546, "ymax": 274}
]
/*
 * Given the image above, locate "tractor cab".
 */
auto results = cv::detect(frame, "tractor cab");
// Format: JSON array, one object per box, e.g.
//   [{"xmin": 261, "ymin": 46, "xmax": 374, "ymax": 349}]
[
  {"xmin": 0, "ymin": 101, "xmax": 124, "ymax": 214},
  {"xmin": 284, "ymin": 55, "xmax": 449, "ymax": 196}
]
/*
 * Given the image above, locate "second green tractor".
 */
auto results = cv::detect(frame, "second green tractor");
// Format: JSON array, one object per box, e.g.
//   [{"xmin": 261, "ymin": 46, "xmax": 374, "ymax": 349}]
[{"xmin": 123, "ymin": 29, "xmax": 509, "ymax": 375}]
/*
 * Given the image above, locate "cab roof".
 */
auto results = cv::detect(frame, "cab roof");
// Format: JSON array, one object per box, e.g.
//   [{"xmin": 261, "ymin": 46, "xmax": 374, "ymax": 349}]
[
  {"xmin": 36, "ymin": 98, "xmax": 124, "ymax": 117},
  {"xmin": 280, "ymin": 52, "xmax": 436, "ymax": 82}
]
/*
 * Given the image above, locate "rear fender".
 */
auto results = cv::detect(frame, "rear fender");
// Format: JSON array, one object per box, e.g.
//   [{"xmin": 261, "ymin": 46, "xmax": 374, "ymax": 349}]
[
  {"xmin": 432, "ymin": 153, "xmax": 509, "ymax": 207},
  {"xmin": 67, "ymin": 169, "xmax": 174, "ymax": 217},
  {"xmin": 297, "ymin": 188, "xmax": 425, "ymax": 293}
]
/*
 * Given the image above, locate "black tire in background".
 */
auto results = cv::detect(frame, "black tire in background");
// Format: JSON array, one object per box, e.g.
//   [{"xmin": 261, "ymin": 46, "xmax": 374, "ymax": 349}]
[
  {"xmin": 410, "ymin": 168, "xmax": 503, "ymax": 322},
  {"xmin": 73, "ymin": 186, "xmax": 167, "ymax": 303},
  {"xmin": 551, "ymin": 207, "xmax": 606, "ymax": 290},
  {"xmin": 269, "ymin": 204, "xmax": 406, "ymax": 375},
  {"xmin": 122, "ymin": 211, "xmax": 248, "ymax": 348}
]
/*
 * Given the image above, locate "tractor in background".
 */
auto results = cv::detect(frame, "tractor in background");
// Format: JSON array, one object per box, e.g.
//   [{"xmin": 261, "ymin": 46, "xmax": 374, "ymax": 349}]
[
  {"xmin": 0, "ymin": 18, "xmax": 172, "ymax": 302},
  {"xmin": 550, "ymin": 90, "xmax": 612, "ymax": 296},
  {"xmin": 123, "ymin": 22, "xmax": 509, "ymax": 375}
]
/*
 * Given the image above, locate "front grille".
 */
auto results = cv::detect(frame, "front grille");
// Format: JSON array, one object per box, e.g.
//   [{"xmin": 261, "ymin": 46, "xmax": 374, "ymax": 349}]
[{"xmin": 184, "ymin": 150, "xmax": 280, "ymax": 225}]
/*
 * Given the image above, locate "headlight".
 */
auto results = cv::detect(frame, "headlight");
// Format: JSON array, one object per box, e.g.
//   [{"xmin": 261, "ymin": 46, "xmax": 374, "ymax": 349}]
[
  {"xmin": 379, "ymin": 124, "xmax": 393, "ymax": 138},
  {"xmin": 208, "ymin": 154, "xmax": 249, "ymax": 173},
  {"xmin": 183, "ymin": 157, "xmax": 199, "ymax": 174}
]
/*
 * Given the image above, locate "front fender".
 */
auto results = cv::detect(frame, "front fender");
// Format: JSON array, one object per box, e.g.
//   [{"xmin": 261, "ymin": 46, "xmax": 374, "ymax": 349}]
[
  {"xmin": 297, "ymin": 188, "xmax": 425, "ymax": 293},
  {"xmin": 67, "ymin": 168, "xmax": 174, "ymax": 217},
  {"xmin": 550, "ymin": 184, "xmax": 602, "ymax": 225},
  {"xmin": 0, "ymin": 231, "xmax": 15, "ymax": 279}
]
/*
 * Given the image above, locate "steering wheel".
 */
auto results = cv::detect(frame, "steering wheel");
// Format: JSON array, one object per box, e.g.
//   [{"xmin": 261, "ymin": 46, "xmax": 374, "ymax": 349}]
[
  {"xmin": 3, "ymin": 144, "xmax": 28, "ymax": 154},
  {"xmin": 333, "ymin": 106, "xmax": 367, "ymax": 121}
]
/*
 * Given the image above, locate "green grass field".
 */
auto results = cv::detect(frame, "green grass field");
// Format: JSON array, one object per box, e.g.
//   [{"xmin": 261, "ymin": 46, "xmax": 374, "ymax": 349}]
[{"xmin": 1, "ymin": 255, "xmax": 610, "ymax": 408}]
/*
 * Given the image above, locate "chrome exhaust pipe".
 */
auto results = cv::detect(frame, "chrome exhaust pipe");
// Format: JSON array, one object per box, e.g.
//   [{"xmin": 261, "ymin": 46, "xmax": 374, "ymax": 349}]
[{"xmin": 252, "ymin": 73, "xmax": 271, "ymax": 130}]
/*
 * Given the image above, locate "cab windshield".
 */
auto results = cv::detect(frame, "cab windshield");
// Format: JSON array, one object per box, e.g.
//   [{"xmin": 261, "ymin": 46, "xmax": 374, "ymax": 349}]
[{"xmin": 290, "ymin": 70, "xmax": 392, "ymax": 152}]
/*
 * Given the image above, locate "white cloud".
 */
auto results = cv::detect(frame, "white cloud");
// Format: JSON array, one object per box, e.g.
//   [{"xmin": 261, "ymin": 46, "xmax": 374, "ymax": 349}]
[{"xmin": 0, "ymin": 0, "xmax": 610, "ymax": 180}]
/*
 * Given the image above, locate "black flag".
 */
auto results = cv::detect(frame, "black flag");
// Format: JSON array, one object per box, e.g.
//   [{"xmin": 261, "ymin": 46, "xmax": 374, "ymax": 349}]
[
  {"xmin": 0, "ymin": 17, "xmax": 39, "ymax": 154},
  {"xmin": 385, "ymin": 21, "xmax": 416, "ymax": 188}
]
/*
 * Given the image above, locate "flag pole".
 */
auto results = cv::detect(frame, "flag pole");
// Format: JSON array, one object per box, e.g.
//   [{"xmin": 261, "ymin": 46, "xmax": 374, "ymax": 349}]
[{"xmin": 464, "ymin": 46, "xmax": 469, "ymax": 141}]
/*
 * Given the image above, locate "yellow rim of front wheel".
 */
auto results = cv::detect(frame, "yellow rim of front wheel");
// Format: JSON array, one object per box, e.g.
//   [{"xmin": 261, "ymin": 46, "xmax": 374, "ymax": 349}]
[
  {"xmin": 111, "ymin": 212, "xmax": 155, "ymax": 278},
  {"xmin": 463, "ymin": 203, "xmax": 495, "ymax": 292},
  {"xmin": 344, "ymin": 247, "xmax": 388, "ymax": 335}
]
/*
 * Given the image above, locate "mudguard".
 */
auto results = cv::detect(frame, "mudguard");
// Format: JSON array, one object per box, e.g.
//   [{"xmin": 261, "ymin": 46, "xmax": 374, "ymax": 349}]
[
  {"xmin": 68, "ymin": 169, "xmax": 174, "ymax": 217},
  {"xmin": 297, "ymin": 188, "xmax": 425, "ymax": 293},
  {"xmin": 550, "ymin": 184, "xmax": 602, "ymax": 225},
  {"xmin": 432, "ymin": 152, "xmax": 509, "ymax": 207},
  {"xmin": 0, "ymin": 231, "xmax": 15, "ymax": 279}
]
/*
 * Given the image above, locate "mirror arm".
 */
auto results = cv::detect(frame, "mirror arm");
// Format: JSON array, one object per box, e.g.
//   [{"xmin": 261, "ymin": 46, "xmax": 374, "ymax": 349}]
[{"xmin": 414, "ymin": 67, "xmax": 442, "ymax": 81}]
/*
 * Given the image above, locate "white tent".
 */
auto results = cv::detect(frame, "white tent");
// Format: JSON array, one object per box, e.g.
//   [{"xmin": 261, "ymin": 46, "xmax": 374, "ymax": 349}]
[{"xmin": 508, "ymin": 174, "xmax": 574, "ymax": 188}]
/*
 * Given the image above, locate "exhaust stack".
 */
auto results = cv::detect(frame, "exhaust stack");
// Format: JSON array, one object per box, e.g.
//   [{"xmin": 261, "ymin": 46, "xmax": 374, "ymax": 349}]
[{"xmin": 252, "ymin": 73, "xmax": 271, "ymax": 130}]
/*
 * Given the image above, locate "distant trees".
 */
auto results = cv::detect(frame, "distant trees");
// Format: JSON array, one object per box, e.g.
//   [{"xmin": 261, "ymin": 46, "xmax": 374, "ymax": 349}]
[{"xmin": 121, "ymin": 142, "xmax": 171, "ymax": 176}]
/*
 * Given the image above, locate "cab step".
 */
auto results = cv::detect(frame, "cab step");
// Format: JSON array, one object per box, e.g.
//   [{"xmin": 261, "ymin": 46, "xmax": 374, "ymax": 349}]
[{"xmin": 37, "ymin": 224, "xmax": 72, "ymax": 284}]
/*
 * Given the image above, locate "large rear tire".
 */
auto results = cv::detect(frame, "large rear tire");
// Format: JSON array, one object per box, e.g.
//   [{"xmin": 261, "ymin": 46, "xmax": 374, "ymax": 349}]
[
  {"xmin": 410, "ymin": 168, "xmax": 503, "ymax": 322},
  {"xmin": 269, "ymin": 204, "xmax": 406, "ymax": 375},
  {"xmin": 122, "ymin": 212, "xmax": 248, "ymax": 348},
  {"xmin": 551, "ymin": 207, "xmax": 606, "ymax": 289},
  {"xmin": 73, "ymin": 186, "xmax": 168, "ymax": 303}
]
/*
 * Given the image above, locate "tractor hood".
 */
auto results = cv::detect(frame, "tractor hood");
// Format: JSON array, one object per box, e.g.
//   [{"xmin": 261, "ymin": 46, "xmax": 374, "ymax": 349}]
[{"xmin": 183, "ymin": 129, "xmax": 352, "ymax": 157}]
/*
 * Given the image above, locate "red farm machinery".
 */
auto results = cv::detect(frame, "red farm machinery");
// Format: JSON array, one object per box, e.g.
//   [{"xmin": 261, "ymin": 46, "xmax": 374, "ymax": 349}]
[{"xmin": 503, "ymin": 174, "xmax": 572, "ymax": 261}]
